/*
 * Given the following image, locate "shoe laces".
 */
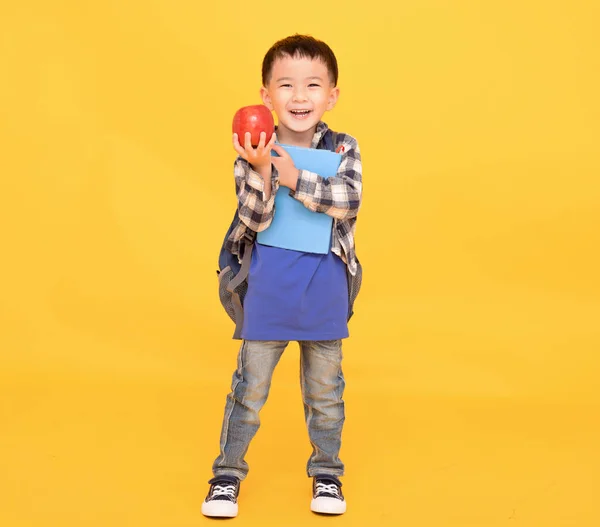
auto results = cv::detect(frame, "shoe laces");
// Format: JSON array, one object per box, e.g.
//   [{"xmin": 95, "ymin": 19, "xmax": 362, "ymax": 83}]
[
  {"xmin": 210, "ymin": 482, "xmax": 236, "ymax": 500},
  {"xmin": 315, "ymin": 481, "xmax": 341, "ymax": 498}
]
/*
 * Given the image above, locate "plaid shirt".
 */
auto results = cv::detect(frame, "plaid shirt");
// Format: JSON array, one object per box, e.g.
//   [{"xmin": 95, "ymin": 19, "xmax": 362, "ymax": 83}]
[{"xmin": 225, "ymin": 121, "xmax": 362, "ymax": 275}]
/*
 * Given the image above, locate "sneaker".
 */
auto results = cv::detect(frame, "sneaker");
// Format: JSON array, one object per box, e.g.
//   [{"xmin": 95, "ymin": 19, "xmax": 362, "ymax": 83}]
[
  {"xmin": 310, "ymin": 476, "xmax": 346, "ymax": 515},
  {"xmin": 201, "ymin": 476, "xmax": 240, "ymax": 518}
]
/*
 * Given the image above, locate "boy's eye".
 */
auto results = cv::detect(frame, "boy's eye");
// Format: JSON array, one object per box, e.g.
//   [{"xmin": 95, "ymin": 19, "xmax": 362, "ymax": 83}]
[
  {"xmin": 308, "ymin": 83, "xmax": 321, "ymax": 87},
  {"xmin": 280, "ymin": 84, "xmax": 292, "ymax": 88}
]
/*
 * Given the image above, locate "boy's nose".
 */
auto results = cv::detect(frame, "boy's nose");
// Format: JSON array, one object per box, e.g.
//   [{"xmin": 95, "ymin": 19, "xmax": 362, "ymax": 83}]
[{"xmin": 292, "ymin": 90, "xmax": 308, "ymax": 102}]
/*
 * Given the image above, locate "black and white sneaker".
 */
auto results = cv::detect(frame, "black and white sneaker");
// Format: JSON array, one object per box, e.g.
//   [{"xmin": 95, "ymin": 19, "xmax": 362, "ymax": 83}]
[
  {"xmin": 310, "ymin": 476, "xmax": 346, "ymax": 515},
  {"xmin": 201, "ymin": 476, "xmax": 240, "ymax": 518}
]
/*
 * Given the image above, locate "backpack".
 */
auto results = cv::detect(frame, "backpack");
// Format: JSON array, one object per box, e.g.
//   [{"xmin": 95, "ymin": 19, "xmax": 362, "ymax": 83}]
[{"xmin": 217, "ymin": 129, "xmax": 362, "ymax": 339}]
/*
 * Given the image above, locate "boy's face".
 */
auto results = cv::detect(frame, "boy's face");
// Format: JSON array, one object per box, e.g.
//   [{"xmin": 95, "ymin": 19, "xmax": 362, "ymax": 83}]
[{"xmin": 260, "ymin": 55, "xmax": 339, "ymax": 138}]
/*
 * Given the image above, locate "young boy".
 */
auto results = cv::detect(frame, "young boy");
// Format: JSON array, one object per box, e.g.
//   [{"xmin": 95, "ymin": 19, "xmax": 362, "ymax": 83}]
[{"xmin": 202, "ymin": 34, "xmax": 363, "ymax": 518}]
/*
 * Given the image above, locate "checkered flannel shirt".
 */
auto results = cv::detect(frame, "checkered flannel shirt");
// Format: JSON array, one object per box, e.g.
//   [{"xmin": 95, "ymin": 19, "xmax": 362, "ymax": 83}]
[{"xmin": 225, "ymin": 121, "xmax": 362, "ymax": 275}]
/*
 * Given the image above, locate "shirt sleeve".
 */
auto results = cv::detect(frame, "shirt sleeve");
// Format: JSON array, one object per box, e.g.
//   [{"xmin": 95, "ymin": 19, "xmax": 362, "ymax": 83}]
[
  {"xmin": 291, "ymin": 135, "xmax": 362, "ymax": 221},
  {"xmin": 234, "ymin": 156, "xmax": 280, "ymax": 232}
]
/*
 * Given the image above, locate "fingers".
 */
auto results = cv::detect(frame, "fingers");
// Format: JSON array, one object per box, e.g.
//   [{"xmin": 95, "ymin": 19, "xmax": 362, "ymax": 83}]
[
  {"xmin": 244, "ymin": 132, "xmax": 252, "ymax": 152},
  {"xmin": 271, "ymin": 143, "xmax": 288, "ymax": 158},
  {"xmin": 257, "ymin": 131, "xmax": 266, "ymax": 150},
  {"xmin": 232, "ymin": 133, "xmax": 247, "ymax": 158},
  {"xmin": 232, "ymin": 131, "xmax": 276, "ymax": 163}
]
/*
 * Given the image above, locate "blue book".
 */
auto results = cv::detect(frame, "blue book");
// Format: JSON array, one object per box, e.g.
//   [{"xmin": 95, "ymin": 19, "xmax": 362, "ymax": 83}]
[{"xmin": 257, "ymin": 144, "xmax": 342, "ymax": 254}]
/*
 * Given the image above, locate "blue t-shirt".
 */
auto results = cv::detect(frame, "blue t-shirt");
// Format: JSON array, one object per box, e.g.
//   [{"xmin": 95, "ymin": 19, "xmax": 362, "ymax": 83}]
[{"xmin": 241, "ymin": 242, "xmax": 349, "ymax": 341}]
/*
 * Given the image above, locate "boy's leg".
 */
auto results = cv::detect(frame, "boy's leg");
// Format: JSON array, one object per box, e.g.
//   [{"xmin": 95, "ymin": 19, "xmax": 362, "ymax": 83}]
[
  {"xmin": 299, "ymin": 339, "xmax": 345, "ymax": 478},
  {"xmin": 212, "ymin": 339, "xmax": 288, "ymax": 480}
]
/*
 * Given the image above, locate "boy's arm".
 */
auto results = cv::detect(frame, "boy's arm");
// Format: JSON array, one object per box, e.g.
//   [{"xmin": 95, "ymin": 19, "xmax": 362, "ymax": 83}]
[
  {"xmin": 273, "ymin": 136, "xmax": 362, "ymax": 221},
  {"xmin": 234, "ymin": 156, "xmax": 280, "ymax": 232},
  {"xmin": 232, "ymin": 130, "xmax": 279, "ymax": 232}
]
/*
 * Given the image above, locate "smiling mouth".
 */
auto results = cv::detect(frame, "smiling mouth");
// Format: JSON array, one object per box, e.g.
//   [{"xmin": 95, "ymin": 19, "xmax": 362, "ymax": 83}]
[{"xmin": 290, "ymin": 110, "xmax": 312, "ymax": 118}]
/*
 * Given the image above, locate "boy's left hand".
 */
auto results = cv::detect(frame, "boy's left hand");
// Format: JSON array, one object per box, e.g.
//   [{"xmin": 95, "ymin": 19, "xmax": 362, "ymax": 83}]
[{"xmin": 271, "ymin": 144, "xmax": 299, "ymax": 191}]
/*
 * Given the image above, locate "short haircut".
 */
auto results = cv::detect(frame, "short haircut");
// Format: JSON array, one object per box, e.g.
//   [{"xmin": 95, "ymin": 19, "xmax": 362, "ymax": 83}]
[{"xmin": 262, "ymin": 34, "xmax": 339, "ymax": 87}]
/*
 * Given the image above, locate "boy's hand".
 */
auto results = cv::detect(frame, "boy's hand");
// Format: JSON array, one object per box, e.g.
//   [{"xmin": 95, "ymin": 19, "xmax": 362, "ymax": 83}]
[
  {"xmin": 271, "ymin": 144, "xmax": 299, "ymax": 191},
  {"xmin": 233, "ymin": 131, "xmax": 277, "ymax": 172}
]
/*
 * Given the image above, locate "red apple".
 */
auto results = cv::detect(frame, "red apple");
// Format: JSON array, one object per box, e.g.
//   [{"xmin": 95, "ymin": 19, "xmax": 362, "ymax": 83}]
[{"xmin": 232, "ymin": 104, "xmax": 275, "ymax": 147}]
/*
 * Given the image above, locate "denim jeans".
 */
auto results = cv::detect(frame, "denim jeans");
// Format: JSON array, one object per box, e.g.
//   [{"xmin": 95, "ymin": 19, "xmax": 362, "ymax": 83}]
[{"xmin": 212, "ymin": 339, "xmax": 346, "ymax": 481}]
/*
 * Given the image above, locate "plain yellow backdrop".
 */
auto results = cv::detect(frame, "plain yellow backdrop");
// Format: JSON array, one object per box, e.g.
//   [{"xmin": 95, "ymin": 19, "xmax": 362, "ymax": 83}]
[{"xmin": 1, "ymin": 1, "xmax": 599, "ymax": 526}]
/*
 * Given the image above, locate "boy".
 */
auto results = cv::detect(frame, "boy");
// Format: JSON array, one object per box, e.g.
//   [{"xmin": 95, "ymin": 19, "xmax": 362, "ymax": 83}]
[{"xmin": 202, "ymin": 34, "xmax": 363, "ymax": 518}]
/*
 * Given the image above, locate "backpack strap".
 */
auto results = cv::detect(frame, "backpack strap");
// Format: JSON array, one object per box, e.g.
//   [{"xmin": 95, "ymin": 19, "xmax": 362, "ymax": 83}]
[
  {"xmin": 227, "ymin": 232, "xmax": 254, "ymax": 340},
  {"xmin": 227, "ymin": 232, "xmax": 254, "ymax": 294},
  {"xmin": 321, "ymin": 129, "xmax": 337, "ymax": 152},
  {"xmin": 230, "ymin": 289, "xmax": 244, "ymax": 340}
]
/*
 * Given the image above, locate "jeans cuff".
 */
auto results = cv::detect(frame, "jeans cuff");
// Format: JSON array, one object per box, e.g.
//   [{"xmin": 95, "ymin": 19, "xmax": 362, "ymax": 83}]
[
  {"xmin": 308, "ymin": 470, "xmax": 344, "ymax": 482},
  {"xmin": 213, "ymin": 469, "xmax": 247, "ymax": 482}
]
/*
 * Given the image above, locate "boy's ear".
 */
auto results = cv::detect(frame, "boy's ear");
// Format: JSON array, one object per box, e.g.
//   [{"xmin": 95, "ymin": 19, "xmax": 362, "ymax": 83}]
[
  {"xmin": 260, "ymin": 87, "xmax": 274, "ymax": 110},
  {"xmin": 327, "ymin": 86, "xmax": 340, "ymax": 111}
]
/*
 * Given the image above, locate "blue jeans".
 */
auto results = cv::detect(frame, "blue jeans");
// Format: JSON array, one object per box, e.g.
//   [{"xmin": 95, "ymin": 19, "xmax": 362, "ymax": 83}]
[{"xmin": 212, "ymin": 339, "xmax": 346, "ymax": 481}]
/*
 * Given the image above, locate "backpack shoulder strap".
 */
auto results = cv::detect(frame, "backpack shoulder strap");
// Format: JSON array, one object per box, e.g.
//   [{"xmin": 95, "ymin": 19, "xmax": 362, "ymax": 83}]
[
  {"xmin": 321, "ymin": 128, "xmax": 338, "ymax": 152},
  {"xmin": 227, "ymin": 233, "xmax": 254, "ymax": 293},
  {"xmin": 226, "ymin": 232, "xmax": 254, "ymax": 340}
]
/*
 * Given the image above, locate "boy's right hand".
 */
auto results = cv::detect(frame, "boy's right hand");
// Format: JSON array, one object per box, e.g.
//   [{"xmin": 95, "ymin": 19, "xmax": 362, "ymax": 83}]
[{"xmin": 233, "ymin": 131, "xmax": 277, "ymax": 173}]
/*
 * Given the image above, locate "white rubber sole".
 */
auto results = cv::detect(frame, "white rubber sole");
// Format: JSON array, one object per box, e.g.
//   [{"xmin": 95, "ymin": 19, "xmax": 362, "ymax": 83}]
[
  {"xmin": 201, "ymin": 499, "xmax": 238, "ymax": 518},
  {"xmin": 311, "ymin": 496, "xmax": 347, "ymax": 515}
]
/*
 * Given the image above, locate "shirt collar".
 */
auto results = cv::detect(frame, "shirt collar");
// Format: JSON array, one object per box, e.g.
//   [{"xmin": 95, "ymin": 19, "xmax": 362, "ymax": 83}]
[
  {"xmin": 312, "ymin": 121, "xmax": 329, "ymax": 148},
  {"xmin": 274, "ymin": 121, "xmax": 329, "ymax": 149}
]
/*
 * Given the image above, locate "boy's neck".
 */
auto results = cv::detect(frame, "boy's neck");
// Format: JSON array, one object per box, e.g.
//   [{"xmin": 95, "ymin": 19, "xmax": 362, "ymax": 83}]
[{"xmin": 275, "ymin": 123, "xmax": 317, "ymax": 148}]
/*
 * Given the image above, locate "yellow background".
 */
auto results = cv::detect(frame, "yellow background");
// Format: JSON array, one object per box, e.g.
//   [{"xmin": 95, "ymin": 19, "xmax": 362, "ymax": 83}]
[{"xmin": 1, "ymin": 1, "xmax": 599, "ymax": 526}]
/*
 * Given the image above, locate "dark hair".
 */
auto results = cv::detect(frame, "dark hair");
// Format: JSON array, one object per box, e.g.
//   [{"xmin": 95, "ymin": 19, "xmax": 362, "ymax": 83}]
[{"xmin": 262, "ymin": 34, "xmax": 338, "ymax": 87}]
